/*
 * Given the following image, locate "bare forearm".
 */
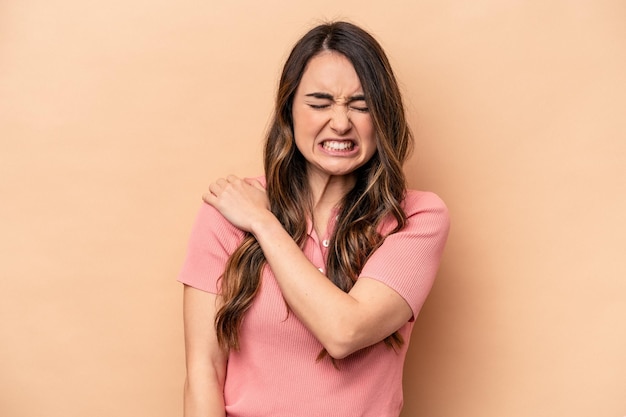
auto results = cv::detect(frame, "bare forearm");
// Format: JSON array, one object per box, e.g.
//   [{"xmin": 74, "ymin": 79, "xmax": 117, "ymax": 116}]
[
  {"xmin": 183, "ymin": 287, "xmax": 228, "ymax": 417},
  {"xmin": 183, "ymin": 376, "xmax": 225, "ymax": 417},
  {"xmin": 250, "ymin": 213, "xmax": 362, "ymax": 356}
]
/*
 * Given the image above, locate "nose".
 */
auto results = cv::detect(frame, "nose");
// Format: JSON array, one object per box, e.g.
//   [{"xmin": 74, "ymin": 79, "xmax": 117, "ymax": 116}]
[{"xmin": 329, "ymin": 104, "xmax": 351, "ymax": 135}]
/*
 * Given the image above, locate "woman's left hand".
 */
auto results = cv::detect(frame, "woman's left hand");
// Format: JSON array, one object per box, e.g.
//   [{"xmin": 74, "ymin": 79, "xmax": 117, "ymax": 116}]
[{"xmin": 203, "ymin": 175, "xmax": 271, "ymax": 233}]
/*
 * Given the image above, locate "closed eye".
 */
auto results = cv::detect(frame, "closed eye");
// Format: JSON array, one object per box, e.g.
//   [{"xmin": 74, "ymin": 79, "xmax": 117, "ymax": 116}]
[
  {"xmin": 347, "ymin": 96, "xmax": 369, "ymax": 113},
  {"xmin": 308, "ymin": 103, "xmax": 331, "ymax": 110},
  {"xmin": 349, "ymin": 104, "xmax": 369, "ymax": 113}
]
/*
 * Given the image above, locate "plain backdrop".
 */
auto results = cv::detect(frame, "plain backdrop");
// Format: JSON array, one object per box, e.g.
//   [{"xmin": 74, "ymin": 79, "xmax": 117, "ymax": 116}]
[{"xmin": 1, "ymin": 1, "xmax": 625, "ymax": 416}]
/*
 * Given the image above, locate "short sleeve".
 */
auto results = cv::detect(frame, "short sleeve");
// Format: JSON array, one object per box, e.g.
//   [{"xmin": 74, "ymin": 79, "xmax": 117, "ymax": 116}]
[
  {"xmin": 177, "ymin": 202, "xmax": 245, "ymax": 293},
  {"xmin": 360, "ymin": 190, "xmax": 450, "ymax": 319}
]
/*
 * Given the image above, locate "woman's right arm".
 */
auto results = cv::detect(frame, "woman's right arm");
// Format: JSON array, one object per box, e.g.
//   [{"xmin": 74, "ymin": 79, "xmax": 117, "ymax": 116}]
[{"xmin": 183, "ymin": 284, "xmax": 228, "ymax": 417}]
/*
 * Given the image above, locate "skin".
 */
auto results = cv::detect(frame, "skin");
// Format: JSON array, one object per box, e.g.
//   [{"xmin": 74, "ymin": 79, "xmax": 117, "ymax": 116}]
[
  {"xmin": 183, "ymin": 51, "xmax": 413, "ymax": 416},
  {"xmin": 292, "ymin": 51, "xmax": 378, "ymax": 234},
  {"xmin": 183, "ymin": 287, "xmax": 227, "ymax": 417}
]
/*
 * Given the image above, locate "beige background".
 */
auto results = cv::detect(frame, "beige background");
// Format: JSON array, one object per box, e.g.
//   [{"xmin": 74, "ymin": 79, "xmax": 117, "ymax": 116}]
[{"xmin": 1, "ymin": 1, "xmax": 625, "ymax": 416}]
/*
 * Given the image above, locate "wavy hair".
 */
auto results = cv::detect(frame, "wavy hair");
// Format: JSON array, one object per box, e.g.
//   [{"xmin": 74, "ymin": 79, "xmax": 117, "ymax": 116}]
[{"xmin": 215, "ymin": 21, "xmax": 414, "ymax": 359}]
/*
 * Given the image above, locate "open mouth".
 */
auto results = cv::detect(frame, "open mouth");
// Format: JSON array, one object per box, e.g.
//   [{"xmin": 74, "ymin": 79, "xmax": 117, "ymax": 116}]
[{"xmin": 322, "ymin": 140, "xmax": 355, "ymax": 152}]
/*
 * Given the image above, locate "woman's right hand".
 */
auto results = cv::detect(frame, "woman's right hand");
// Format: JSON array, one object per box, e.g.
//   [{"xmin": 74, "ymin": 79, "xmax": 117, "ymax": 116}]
[{"xmin": 203, "ymin": 175, "xmax": 272, "ymax": 235}]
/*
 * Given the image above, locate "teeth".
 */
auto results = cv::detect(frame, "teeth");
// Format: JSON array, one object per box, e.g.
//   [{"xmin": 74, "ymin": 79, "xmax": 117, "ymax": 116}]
[{"xmin": 323, "ymin": 140, "xmax": 354, "ymax": 151}]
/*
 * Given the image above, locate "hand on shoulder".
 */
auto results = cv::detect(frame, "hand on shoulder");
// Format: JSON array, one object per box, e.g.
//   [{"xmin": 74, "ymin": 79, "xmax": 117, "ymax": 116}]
[{"xmin": 202, "ymin": 175, "xmax": 272, "ymax": 233}]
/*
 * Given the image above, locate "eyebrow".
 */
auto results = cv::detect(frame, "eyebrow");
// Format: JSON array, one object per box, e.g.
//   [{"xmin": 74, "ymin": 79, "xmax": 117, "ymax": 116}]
[{"xmin": 304, "ymin": 92, "xmax": 367, "ymax": 103}]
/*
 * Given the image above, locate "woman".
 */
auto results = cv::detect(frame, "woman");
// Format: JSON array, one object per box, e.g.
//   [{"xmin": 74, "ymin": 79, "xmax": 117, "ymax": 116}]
[{"xmin": 178, "ymin": 21, "xmax": 449, "ymax": 417}]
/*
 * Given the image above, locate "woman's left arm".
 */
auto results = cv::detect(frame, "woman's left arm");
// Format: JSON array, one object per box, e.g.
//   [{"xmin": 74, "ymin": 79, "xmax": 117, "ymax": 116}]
[{"xmin": 205, "ymin": 176, "xmax": 449, "ymax": 359}]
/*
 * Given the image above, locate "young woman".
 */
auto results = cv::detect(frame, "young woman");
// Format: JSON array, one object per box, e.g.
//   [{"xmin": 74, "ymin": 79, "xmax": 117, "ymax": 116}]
[{"xmin": 178, "ymin": 21, "xmax": 449, "ymax": 417}]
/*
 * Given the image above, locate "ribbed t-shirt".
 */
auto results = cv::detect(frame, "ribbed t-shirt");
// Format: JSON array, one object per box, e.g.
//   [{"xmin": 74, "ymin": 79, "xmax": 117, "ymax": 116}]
[{"xmin": 178, "ymin": 187, "xmax": 450, "ymax": 417}]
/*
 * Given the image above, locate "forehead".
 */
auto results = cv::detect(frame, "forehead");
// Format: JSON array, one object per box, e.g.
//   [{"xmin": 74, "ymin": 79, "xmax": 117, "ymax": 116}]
[{"xmin": 298, "ymin": 51, "xmax": 363, "ymax": 96}]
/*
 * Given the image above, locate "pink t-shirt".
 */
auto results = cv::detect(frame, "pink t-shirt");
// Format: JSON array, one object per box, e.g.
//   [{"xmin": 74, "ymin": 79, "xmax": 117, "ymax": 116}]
[{"xmin": 178, "ymin": 188, "xmax": 449, "ymax": 417}]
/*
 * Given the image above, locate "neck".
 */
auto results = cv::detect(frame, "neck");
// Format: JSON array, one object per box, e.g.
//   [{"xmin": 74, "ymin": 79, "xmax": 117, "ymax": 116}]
[{"xmin": 307, "ymin": 171, "xmax": 356, "ymax": 212}]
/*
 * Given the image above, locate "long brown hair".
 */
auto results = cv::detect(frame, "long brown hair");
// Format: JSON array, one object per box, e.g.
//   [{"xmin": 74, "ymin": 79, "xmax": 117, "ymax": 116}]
[{"xmin": 215, "ymin": 21, "xmax": 414, "ymax": 357}]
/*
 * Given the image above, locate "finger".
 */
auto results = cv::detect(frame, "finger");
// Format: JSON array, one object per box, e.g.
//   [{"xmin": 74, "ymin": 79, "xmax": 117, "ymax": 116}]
[
  {"xmin": 203, "ymin": 182, "xmax": 220, "ymax": 203},
  {"xmin": 203, "ymin": 186, "xmax": 218, "ymax": 204},
  {"xmin": 226, "ymin": 174, "xmax": 240, "ymax": 183},
  {"xmin": 244, "ymin": 178, "xmax": 266, "ymax": 191},
  {"xmin": 208, "ymin": 181, "xmax": 222, "ymax": 195}
]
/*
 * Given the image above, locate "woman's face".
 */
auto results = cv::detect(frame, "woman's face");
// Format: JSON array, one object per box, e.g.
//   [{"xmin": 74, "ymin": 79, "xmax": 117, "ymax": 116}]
[{"xmin": 292, "ymin": 51, "xmax": 377, "ymax": 181}]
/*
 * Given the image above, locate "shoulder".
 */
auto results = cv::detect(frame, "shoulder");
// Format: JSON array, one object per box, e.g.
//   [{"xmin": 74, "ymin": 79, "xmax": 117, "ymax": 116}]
[
  {"xmin": 377, "ymin": 189, "xmax": 449, "ymax": 236},
  {"xmin": 194, "ymin": 173, "xmax": 266, "ymax": 238},
  {"xmin": 401, "ymin": 189, "xmax": 450, "ymax": 234},
  {"xmin": 403, "ymin": 189, "xmax": 448, "ymax": 215},
  {"xmin": 190, "ymin": 202, "xmax": 245, "ymax": 249}
]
